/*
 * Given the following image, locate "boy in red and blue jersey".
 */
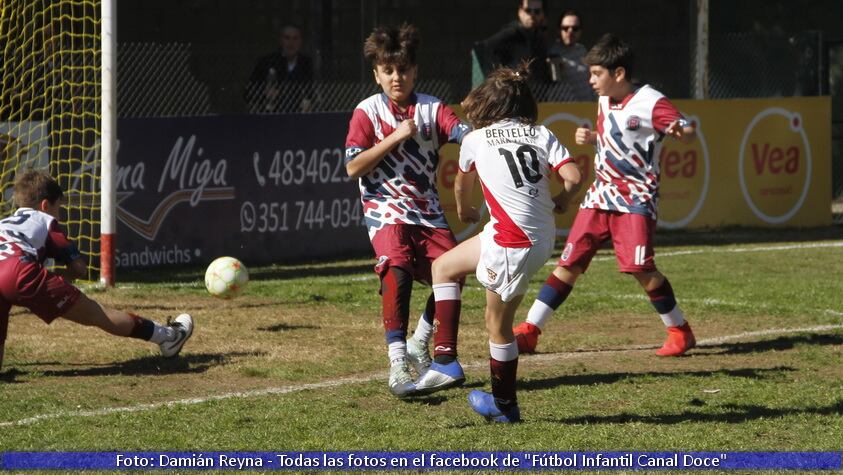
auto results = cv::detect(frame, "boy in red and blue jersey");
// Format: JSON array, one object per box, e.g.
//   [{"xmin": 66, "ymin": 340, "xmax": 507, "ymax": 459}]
[
  {"xmin": 0, "ymin": 170, "xmax": 193, "ymax": 371},
  {"xmin": 345, "ymin": 24, "xmax": 469, "ymax": 398},
  {"xmin": 514, "ymin": 34, "xmax": 698, "ymax": 357}
]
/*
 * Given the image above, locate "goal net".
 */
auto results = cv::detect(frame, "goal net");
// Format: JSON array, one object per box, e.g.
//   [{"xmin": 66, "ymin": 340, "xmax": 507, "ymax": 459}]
[{"xmin": 0, "ymin": 0, "xmax": 104, "ymax": 282}]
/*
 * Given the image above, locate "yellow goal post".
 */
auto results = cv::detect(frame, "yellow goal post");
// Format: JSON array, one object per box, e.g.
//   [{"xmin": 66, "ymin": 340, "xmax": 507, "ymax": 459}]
[{"xmin": 0, "ymin": 0, "xmax": 117, "ymax": 285}]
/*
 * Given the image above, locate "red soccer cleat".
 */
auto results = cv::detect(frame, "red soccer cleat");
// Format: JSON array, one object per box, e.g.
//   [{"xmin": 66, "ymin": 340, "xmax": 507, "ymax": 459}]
[
  {"xmin": 514, "ymin": 322, "xmax": 542, "ymax": 354},
  {"xmin": 656, "ymin": 322, "xmax": 696, "ymax": 356}
]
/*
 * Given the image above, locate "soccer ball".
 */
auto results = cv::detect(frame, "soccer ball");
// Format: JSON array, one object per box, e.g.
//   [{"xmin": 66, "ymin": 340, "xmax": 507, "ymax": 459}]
[{"xmin": 205, "ymin": 256, "xmax": 249, "ymax": 299}]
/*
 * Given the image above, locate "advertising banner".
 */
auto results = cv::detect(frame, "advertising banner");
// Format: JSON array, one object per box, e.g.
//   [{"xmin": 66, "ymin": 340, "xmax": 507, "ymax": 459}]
[
  {"xmin": 438, "ymin": 96, "xmax": 831, "ymax": 237},
  {"xmin": 112, "ymin": 97, "xmax": 830, "ymax": 268},
  {"xmin": 114, "ymin": 113, "xmax": 368, "ymax": 269}
]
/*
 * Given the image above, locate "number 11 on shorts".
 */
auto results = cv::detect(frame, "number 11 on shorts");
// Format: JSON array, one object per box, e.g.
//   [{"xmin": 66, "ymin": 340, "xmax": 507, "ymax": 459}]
[{"xmin": 635, "ymin": 245, "xmax": 647, "ymax": 266}]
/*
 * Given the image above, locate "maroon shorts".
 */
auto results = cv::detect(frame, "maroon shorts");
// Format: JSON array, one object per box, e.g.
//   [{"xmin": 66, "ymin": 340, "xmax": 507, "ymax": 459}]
[
  {"xmin": 0, "ymin": 257, "xmax": 81, "ymax": 330},
  {"xmin": 559, "ymin": 208, "xmax": 658, "ymax": 273},
  {"xmin": 370, "ymin": 224, "xmax": 457, "ymax": 285}
]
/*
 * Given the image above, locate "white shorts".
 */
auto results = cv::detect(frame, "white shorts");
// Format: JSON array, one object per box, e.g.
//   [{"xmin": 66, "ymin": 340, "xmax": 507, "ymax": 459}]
[{"xmin": 475, "ymin": 229, "xmax": 555, "ymax": 303}]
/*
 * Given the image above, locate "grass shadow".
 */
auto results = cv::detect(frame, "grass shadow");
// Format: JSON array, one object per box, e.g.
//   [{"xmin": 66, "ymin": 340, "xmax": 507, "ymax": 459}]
[
  {"xmin": 27, "ymin": 351, "xmax": 267, "ymax": 378},
  {"xmin": 701, "ymin": 333, "xmax": 843, "ymax": 355},
  {"xmin": 258, "ymin": 323, "xmax": 320, "ymax": 332},
  {"xmin": 520, "ymin": 366, "xmax": 795, "ymax": 392},
  {"xmin": 0, "ymin": 368, "xmax": 28, "ymax": 383},
  {"xmin": 542, "ymin": 400, "xmax": 843, "ymax": 425},
  {"xmin": 403, "ymin": 380, "xmax": 486, "ymax": 406}
]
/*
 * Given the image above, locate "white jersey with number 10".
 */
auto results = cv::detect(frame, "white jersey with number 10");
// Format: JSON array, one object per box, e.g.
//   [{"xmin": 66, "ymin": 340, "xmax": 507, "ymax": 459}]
[{"xmin": 459, "ymin": 119, "xmax": 573, "ymax": 248}]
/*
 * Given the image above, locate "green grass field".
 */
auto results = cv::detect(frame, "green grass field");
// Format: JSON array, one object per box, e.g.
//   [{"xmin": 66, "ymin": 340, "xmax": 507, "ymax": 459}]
[{"xmin": 0, "ymin": 227, "xmax": 841, "ymax": 474}]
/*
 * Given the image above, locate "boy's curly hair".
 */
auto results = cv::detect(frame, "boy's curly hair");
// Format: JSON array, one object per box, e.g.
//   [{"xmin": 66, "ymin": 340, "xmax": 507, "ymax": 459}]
[
  {"xmin": 461, "ymin": 62, "xmax": 537, "ymax": 129},
  {"xmin": 363, "ymin": 23, "xmax": 420, "ymax": 68},
  {"xmin": 13, "ymin": 169, "xmax": 63, "ymax": 209}
]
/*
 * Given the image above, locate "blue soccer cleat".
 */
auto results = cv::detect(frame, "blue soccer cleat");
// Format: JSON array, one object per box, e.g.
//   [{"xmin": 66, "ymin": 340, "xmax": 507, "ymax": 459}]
[
  {"xmin": 468, "ymin": 390, "xmax": 521, "ymax": 423},
  {"xmin": 413, "ymin": 360, "xmax": 465, "ymax": 394}
]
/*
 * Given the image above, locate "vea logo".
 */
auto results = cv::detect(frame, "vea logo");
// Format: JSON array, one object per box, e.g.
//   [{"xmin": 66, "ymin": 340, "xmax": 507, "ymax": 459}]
[
  {"xmin": 657, "ymin": 115, "xmax": 710, "ymax": 229},
  {"xmin": 738, "ymin": 108, "xmax": 811, "ymax": 224}
]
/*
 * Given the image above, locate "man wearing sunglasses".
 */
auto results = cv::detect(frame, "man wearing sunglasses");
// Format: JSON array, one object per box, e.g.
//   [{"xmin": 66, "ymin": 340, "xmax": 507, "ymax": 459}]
[
  {"xmin": 547, "ymin": 10, "xmax": 595, "ymax": 102},
  {"xmin": 476, "ymin": 0, "xmax": 550, "ymax": 85}
]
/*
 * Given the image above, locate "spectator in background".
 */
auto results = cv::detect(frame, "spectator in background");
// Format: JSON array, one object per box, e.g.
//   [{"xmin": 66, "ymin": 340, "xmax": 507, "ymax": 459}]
[
  {"xmin": 546, "ymin": 10, "xmax": 594, "ymax": 102},
  {"xmin": 246, "ymin": 24, "xmax": 314, "ymax": 113},
  {"xmin": 475, "ymin": 0, "xmax": 550, "ymax": 85}
]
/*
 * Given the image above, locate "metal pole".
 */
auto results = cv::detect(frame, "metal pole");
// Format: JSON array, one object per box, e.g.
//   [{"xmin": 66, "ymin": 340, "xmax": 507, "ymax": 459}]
[
  {"xmin": 100, "ymin": 0, "xmax": 117, "ymax": 286},
  {"xmin": 694, "ymin": 0, "xmax": 709, "ymax": 99}
]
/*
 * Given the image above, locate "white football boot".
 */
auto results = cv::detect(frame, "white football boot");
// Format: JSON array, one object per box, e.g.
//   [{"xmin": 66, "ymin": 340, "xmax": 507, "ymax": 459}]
[
  {"xmin": 414, "ymin": 359, "xmax": 465, "ymax": 394},
  {"xmin": 159, "ymin": 313, "xmax": 194, "ymax": 358},
  {"xmin": 388, "ymin": 360, "xmax": 417, "ymax": 398},
  {"xmin": 405, "ymin": 336, "xmax": 432, "ymax": 377}
]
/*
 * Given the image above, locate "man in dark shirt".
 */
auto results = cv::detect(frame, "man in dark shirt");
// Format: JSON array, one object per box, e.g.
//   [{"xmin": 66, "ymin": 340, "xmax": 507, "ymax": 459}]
[
  {"xmin": 475, "ymin": 0, "xmax": 550, "ymax": 84},
  {"xmin": 547, "ymin": 10, "xmax": 595, "ymax": 101},
  {"xmin": 246, "ymin": 24, "xmax": 314, "ymax": 113}
]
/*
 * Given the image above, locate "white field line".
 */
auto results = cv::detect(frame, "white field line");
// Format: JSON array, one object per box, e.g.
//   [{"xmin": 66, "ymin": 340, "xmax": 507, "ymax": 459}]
[
  {"xmin": 558, "ymin": 240, "xmax": 843, "ymax": 265},
  {"xmin": 2, "ymin": 323, "xmax": 842, "ymax": 428},
  {"xmin": 26, "ymin": 241, "xmax": 834, "ymax": 425},
  {"xmin": 345, "ymin": 241, "xmax": 843, "ymax": 282}
]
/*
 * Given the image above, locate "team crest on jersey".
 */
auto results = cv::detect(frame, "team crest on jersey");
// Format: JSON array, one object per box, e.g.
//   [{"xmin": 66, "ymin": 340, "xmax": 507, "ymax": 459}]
[
  {"xmin": 345, "ymin": 147, "xmax": 363, "ymax": 159},
  {"xmin": 626, "ymin": 115, "xmax": 641, "ymax": 130},
  {"xmin": 486, "ymin": 268, "xmax": 498, "ymax": 282},
  {"xmin": 561, "ymin": 243, "xmax": 574, "ymax": 261},
  {"xmin": 420, "ymin": 122, "xmax": 432, "ymax": 141}
]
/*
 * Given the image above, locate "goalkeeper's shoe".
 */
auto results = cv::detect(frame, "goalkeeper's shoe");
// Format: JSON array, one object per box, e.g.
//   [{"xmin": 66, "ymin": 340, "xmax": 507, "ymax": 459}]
[
  {"xmin": 388, "ymin": 360, "xmax": 417, "ymax": 398},
  {"xmin": 514, "ymin": 321, "xmax": 541, "ymax": 354},
  {"xmin": 406, "ymin": 336, "xmax": 432, "ymax": 376},
  {"xmin": 159, "ymin": 314, "xmax": 194, "ymax": 358},
  {"xmin": 414, "ymin": 360, "xmax": 465, "ymax": 394},
  {"xmin": 656, "ymin": 322, "xmax": 696, "ymax": 356},
  {"xmin": 468, "ymin": 390, "xmax": 521, "ymax": 423}
]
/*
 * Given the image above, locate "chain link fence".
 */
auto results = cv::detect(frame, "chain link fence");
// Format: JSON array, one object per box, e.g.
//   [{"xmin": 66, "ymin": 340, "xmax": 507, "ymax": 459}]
[
  {"xmin": 117, "ymin": 33, "xmax": 824, "ymax": 113},
  {"xmin": 114, "ymin": 28, "xmax": 838, "ymax": 223},
  {"xmin": 117, "ymin": 43, "xmax": 457, "ymax": 117},
  {"xmin": 706, "ymin": 32, "xmax": 822, "ymax": 99}
]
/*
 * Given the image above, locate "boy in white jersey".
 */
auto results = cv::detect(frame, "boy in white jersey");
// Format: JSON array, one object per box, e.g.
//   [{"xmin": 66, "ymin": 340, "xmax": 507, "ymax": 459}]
[
  {"xmin": 0, "ymin": 170, "xmax": 192, "ymax": 371},
  {"xmin": 514, "ymin": 33, "xmax": 698, "ymax": 357},
  {"xmin": 344, "ymin": 24, "xmax": 470, "ymax": 398},
  {"xmin": 413, "ymin": 65, "xmax": 581, "ymax": 422}
]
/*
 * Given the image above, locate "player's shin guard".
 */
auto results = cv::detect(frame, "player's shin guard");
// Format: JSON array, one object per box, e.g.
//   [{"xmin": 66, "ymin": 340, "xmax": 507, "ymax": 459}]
[
  {"xmin": 382, "ymin": 267, "xmax": 413, "ymax": 347},
  {"xmin": 128, "ymin": 314, "xmax": 155, "ymax": 340},
  {"xmin": 489, "ymin": 340, "xmax": 519, "ymax": 410},
  {"xmin": 411, "ymin": 292, "xmax": 436, "ymax": 344},
  {"xmin": 646, "ymin": 278, "xmax": 686, "ymax": 327},
  {"xmin": 516, "ymin": 273, "xmax": 573, "ymax": 353},
  {"xmin": 432, "ymin": 282, "xmax": 460, "ymax": 363},
  {"xmin": 526, "ymin": 273, "xmax": 573, "ymax": 330},
  {"xmin": 128, "ymin": 313, "xmax": 174, "ymax": 344}
]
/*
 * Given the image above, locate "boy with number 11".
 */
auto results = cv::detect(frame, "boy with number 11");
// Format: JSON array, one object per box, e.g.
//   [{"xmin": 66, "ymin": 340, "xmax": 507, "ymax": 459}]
[{"xmin": 514, "ymin": 34, "xmax": 698, "ymax": 357}]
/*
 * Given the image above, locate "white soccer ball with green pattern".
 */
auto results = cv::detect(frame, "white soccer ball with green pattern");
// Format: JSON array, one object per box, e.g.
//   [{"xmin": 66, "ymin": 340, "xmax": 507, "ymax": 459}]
[{"xmin": 205, "ymin": 256, "xmax": 249, "ymax": 299}]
